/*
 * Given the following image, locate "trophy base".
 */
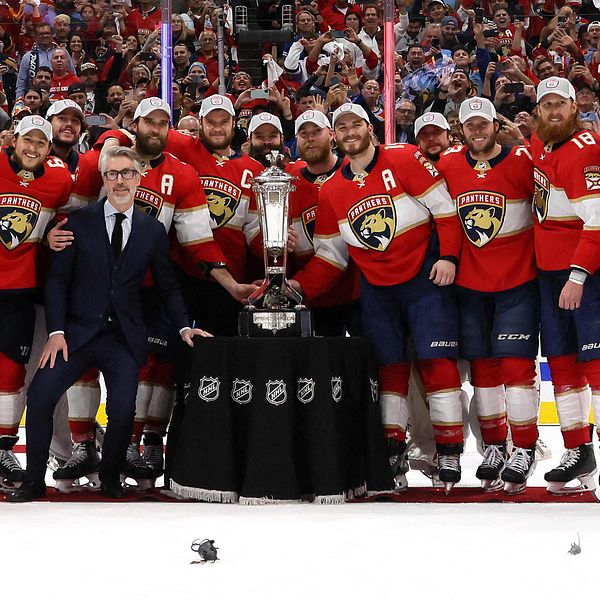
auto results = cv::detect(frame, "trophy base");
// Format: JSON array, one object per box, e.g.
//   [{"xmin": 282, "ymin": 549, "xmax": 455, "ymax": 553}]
[{"xmin": 238, "ymin": 307, "xmax": 313, "ymax": 338}]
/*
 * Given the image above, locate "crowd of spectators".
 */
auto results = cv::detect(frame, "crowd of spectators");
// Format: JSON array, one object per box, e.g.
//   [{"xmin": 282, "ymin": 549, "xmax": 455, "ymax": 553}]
[{"xmin": 1, "ymin": 0, "xmax": 600, "ymax": 153}]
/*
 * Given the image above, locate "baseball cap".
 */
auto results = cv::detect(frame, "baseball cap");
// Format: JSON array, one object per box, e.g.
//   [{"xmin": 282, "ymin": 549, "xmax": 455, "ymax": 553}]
[
  {"xmin": 248, "ymin": 112, "xmax": 283, "ymax": 136},
  {"xmin": 332, "ymin": 102, "xmax": 370, "ymax": 127},
  {"xmin": 46, "ymin": 98, "xmax": 84, "ymax": 120},
  {"xmin": 459, "ymin": 96, "xmax": 497, "ymax": 123},
  {"xmin": 442, "ymin": 16, "xmax": 458, "ymax": 27},
  {"xmin": 133, "ymin": 97, "xmax": 171, "ymax": 120},
  {"xmin": 80, "ymin": 62, "xmax": 98, "ymax": 72},
  {"xmin": 414, "ymin": 112, "xmax": 450, "ymax": 137},
  {"xmin": 14, "ymin": 115, "xmax": 53, "ymax": 142},
  {"xmin": 536, "ymin": 77, "xmax": 576, "ymax": 102},
  {"xmin": 294, "ymin": 110, "xmax": 332, "ymax": 135},
  {"xmin": 67, "ymin": 82, "xmax": 86, "ymax": 95},
  {"xmin": 429, "ymin": 0, "xmax": 445, "ymax": 5},
  {"xmin": 199, "ymin": 94, "xmax": 235, "ymax": 118}
]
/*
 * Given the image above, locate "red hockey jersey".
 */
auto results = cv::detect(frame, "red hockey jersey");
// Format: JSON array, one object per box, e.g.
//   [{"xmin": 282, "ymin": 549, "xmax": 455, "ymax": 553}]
[
  {"xmin": 166, "ymin": 130, "xmax": 262, "ymax": 283},
  {"xmin": 0, "ymin": 150, "xmax": 74, "ymax": 292},
  {"xmin": 531, "ymin": 130, "xmax": 600, "ymax": 274},
  {"xmin": 437, "ymin": 144, "xmax": 535, "ymax": 292},
  {"xmin": 287, "ymin": 157, "xmax": 360, "ymax": 307},
  {"xmin": 294, "ymin": 144, "xmax": 461, "ymax": 300}
]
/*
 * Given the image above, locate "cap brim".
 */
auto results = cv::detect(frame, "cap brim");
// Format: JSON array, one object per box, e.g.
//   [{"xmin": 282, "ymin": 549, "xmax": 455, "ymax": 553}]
[
  {"xmin": 415, "ymin": 123, "xmax": 449, "ymax": 137},
  {"xmin": 537, "ymin": 89, "xmax": 573, "ymax": 102},
  {"xmin": 459, "ymin": 112, "xmax": 494, "ymax": 124}
]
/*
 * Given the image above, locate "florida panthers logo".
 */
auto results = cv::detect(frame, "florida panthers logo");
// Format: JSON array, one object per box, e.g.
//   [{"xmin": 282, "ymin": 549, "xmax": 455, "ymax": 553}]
[
  {"xmin": 135, "ymin": 187, "xmax": 163, "ymax": 218},
  {"xmin": 533, "ymin": 168, "xmax": 550, "ymax": 223},
  {"xmin": 0, "ymin": 195, "xmax": 41, "ymax": 250},
  {"xmin": 348, "ymin": 195, "xmax": 396, "ymax": 252},
  {"xmin": 457, "ymin": 192, "xmax": 505, "ymax": 248},
  {"xmin": 202, "ymin": 177, "xmax": 242, "ymax": 228}
]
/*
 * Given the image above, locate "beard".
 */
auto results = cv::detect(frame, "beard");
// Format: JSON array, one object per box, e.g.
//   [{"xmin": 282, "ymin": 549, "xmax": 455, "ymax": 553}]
[
  {"xmin": 299, "ymin": 142, "xmax": 331, "ymax": 166},
  {"xmin": 466, "ymin": 134, "xmax": 496, "ymax": 156},
  {"xmin": 533, "ymin": 112, "xmax": 579, "ymax": 144},
  {"xmin": 200, "ymin": 128, "xmax": 234, "ymax": 152},
  {"xmin": 422, "ymin": 147, "xmax": 444, "ymax": 162},
  {"xmin": 337, "ymin": 133, "xmax": 371, "ymax": 158},
  {"xmin": 136, "ymin": 131, "xmax": 167, "ymax": 157},
  {"xmin": 52, "ymin": 134, "xmax": 76, "ymax": 151},
  {"xmin": 250, "ymin": 143, "xmax": 285, "ymax": 167}
]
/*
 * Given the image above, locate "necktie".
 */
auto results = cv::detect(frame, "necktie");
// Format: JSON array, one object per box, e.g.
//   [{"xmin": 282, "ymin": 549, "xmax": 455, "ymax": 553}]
[{"xmin": 111, "ymin": 212, "xmax": 126, "ymax": 259}]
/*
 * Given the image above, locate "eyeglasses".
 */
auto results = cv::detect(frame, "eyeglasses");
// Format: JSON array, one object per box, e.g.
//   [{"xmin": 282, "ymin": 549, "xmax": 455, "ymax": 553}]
[{"xmin": 103, "ymin": 168, "xmax": 137, "ymax": 181}]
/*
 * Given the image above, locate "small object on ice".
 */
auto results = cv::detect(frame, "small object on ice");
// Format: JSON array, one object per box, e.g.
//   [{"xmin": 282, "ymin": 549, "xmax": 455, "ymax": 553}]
[
  {"xmin": 568, "ymin": 533, "xmax": 581, "ymax": 555},
  {"xmin": 191, "ymin": 538, "xmax": 219, "ymax": 563}
]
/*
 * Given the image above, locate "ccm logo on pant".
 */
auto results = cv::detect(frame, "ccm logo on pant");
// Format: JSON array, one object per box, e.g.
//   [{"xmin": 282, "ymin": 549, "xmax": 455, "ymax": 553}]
[{"xmin": 497, "ymin": 334, "xmax": 531, "ymax": 340}]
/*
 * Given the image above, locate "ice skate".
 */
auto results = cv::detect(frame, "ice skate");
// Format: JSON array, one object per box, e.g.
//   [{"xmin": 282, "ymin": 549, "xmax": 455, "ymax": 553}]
[
  {"xmin": 387, "ymin": 438, "xmax": 409, "ymax": 491},
  {"xmin": 53, "ymin": 441, "xmax": 101, "ymax": 493},
  {"xmin": 408, "ymin": 445, "xmax": 443, "ymax": 488},
  {"xmin": 476, "ymin": 443, "xmax": 506, "ymax": 492},
  {"xmin": 544, "ymin": 443, "xmax": 597, "ymax": 495},
  {"xmin": 437, "ymin": 453, "xmax": 461, "ymax": 494},
  {"xmin": 535, "ymin": 437, "xmax": 552, "ymax": 461},
  {"xmin": 121, "ymin": 443, "xmax": 155, "ymax": 491},
  {"xmin": 502, "ymin": 447, "xmax": 536, "ymax": 495},
  {"xmin": 142, "ymin": 432, "xmax": 164, "ymax": 479},
  {"xmin": 0, "ymin": 436, "xmax": 25, "ymax": 492}
]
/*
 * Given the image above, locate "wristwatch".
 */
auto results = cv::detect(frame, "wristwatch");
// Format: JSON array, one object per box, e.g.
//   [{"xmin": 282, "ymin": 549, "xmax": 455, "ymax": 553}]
[{"xmin": 199, "ymin": 261, "xmax": 227, "ymax": 277}]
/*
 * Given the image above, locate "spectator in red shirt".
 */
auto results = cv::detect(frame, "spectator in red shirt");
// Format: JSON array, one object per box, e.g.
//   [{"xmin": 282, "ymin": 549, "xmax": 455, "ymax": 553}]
[
  {"xmin": 320, "ymin": 0, "xmax": 362, "ymax": 33},
  {"xmin": 49, "ymin": 48, "xmax": 81, "ymax": 101}
]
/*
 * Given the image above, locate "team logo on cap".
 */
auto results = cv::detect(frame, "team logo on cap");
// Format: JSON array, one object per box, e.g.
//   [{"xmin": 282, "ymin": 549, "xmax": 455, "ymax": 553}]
[
  {"xmin": 339, "ymin": 104, "xmax": 353, "ymax": 112},
  {"xmin": 545, "ymin": 78, "xmax": 560, "ymax": 89},
  {"xmin": 457, "ymin": 191, "xmax": 505, "ymax": 247},
  {"xmin": 468, "ymin": 99, "xmax": 482, "ymax": 110},
  {"xmin": 210, "ymin": 96, "xmax": 224, "ymax": 105},
  {"xmin": 31, "ymin": 116, "xmax": 45, "ymax": 126},
  {"xmin": 348, "ymin": 194, "xmax": 396, "ymax": 252},
  {"xmin": 304, "ymin": 111, "xmax": 315, "ymax": 119},
  {"xmin": 258, "ymin": 113, "xmax": 272, "ymax": 121},
  {"xmin": 0, "ymin": 195, "xmax": 41, "ymax": 251},
  {"xmin": 533, "ymin": 168, "xmax": 550, "ymax": 223},
  {"xmin": 202, "ymin": 177, "xmax": 242, "ymax": 228},
  {"xmin": 301, "ymin": 205, "xmax": 317, "ymax": 243},
  {"xmin": 422, "ymin": 114, "xmax": 435, "ymax": 123},
  {"xmin": 135, "ymin": 186, "xmax": 164, "ymax": 218},
  {"xmin": 149, "ymin": 98, "xmax": 163, "ymax": 107}
]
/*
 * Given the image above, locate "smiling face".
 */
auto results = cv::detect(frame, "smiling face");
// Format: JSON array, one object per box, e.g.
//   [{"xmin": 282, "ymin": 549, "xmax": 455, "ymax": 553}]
[
  {"xmin": 535, "ymin": 93, "xmax": 578, "ymax": 143},
  {"xmin": 334, "ymin": 113, "xmax": 372, "ymax": 157},
  {"xmin": 417, "ymin": 124, "xmax": 449, "ymax": 161},
  {"xmin": 297, "ymin": 122, "xmax": 334, "ymax": 165},
  {"xmin": 461, "ymin": 116, "xmax": 498, "ymax": 155},
  {"xmin": 13, "ymin": 130, "xmax": 51, "ymax": 171},
  {"xmin": 51, "ymin": 110, "xmax": 82, "ymax": 149}
]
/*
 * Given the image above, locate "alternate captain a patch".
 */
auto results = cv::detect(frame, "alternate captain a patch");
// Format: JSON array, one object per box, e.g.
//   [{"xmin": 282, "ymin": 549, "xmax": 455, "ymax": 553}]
[
  {"xmin": 584, "ymin": 166, "xmax": 600, "ymax": 192},
  {"xmin": 533, "ymin": 168, "xmax": 550, "ymax": 223},
  {"xmin": 0, "ymin": 195, "xmax": 41, "ymax": 250},
  {"xmin": 348, "ymin": 194, "xmax": 396, "ymax": 252},
  {"xmin": 201, "ymin": 177, "xmax": 242, "ymax": 228},
  {"xmin": 457, "ymin": 191, "xmax": 505, "ymax": 248}
]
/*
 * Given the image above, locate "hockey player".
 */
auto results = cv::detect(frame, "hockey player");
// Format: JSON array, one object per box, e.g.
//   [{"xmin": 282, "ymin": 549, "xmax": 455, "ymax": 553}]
[
  {"xmin": 437, "ymin": 98, "xmax": 540, "ymax": 495},
  {"xmin": 414, "ymin": 113, "xmax": 452, "ymax": 164},
  {"xmin": 531, "ymin": 77, "xmax": 600, "ymax": 494},
  {"xmin": 290, "ymin": 103, "xmax": 465, "ymax": 492},
  {"xmin": 0, "ymin": 116, "xmax": 74, "ymax": 492}
]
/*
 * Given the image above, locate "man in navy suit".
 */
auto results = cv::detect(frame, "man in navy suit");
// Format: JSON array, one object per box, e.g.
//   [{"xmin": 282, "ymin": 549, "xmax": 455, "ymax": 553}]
[{"xmin": 10, "ymin": 146, "xmax": 211, "ymax": 501}]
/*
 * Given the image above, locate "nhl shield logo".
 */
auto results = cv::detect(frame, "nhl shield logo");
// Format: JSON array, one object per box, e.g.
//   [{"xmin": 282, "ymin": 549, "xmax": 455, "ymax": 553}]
[
  {"xmin": 198, "ymin": 376, "xmax": 220, "ymax": 402},
  {"xmin": 533, "ymin": 168, "xmax": 550, "ymax": 223},
  {"xmin": 0, "ymin": 195, "xmax": 41, "ymax": 251},
  {"xmin": 297, "ymin": 378, "xmax": 315, "ymax": 404},
  {"xmin": 331, "ymin": 377, "xmax": 342, "ymax": 403},
  {"xmin": 231, "ymin": 378, "xmax": 253, "ymax": 405},
  {"xmin": 457, "ymin": 192, "xmax": 505, "ymax": 247},
  {"xmin": 348, "ymin": 195, "xmax": 396, "ymax": 252},
  {"xmin": 370, "ymin": 378, "xmax": 379, "ymax": 403},
  {"xmin": 266, "ymin": 380, "xmax": 287, "ymax": 406}
]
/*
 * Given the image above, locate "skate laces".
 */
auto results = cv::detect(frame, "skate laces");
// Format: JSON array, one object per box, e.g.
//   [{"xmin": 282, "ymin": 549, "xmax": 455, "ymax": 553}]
[
  {"xmin": 126, "ymin": 444, "xmax": 146, "ymax": 467},
  {"xmin": 507, "ymin": 447, "xmax": 531, "ymax": 474},
  {"xmin": 557, "ymin": 447, "xmax": 580, "ymax": 470},
  {"xmin": 63, "ymin": 442, "xmax": 93, "ymax": 467},
  {"xmin": 481, "ymin": 445, "xmax": 504, "ymax": 469},
  {"xmin": 438, "ymin": 455, "xmax": 459, "ymax": 470},
  {"xmin": 0, "ymin": 449, "xmax": 22, "ymax": 471}
]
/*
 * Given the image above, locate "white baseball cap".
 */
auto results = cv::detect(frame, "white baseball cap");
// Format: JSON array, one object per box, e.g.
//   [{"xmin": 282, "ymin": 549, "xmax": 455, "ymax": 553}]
[
  {"xmin": 459, "ymin": 97, "xmax": 497, "ymax": 124},
  {"xmin": 133, "ymin": 97, "xmax": 171, "ymax": 120},
  {"xmin": 248, "ymin": 112, "xmax": 283, "ymax": 136},
  {"xmin": 294, "ymin": 110, "xmax": 332, "ymax": 135},
  {"xmin": 536, "ymin": 77, "xmax": 576, "ymax": 102},
  {"xmin": 199, "ymin": 94, "xmax": 235, "ymax": 118},
  {"xmin": 14, "ymin": 115, "xmax": 53, "ymax": 142},
  {"xmin": 414, "ymin": 112, "xmax": 450, "ymax": 137},
  {"xmin": 46, "ymin": 99, "xmax": 84, "ymax": 121},
  {"xmin": 332, "ymin": 102, "xmax": 370, "ymax": 128}
]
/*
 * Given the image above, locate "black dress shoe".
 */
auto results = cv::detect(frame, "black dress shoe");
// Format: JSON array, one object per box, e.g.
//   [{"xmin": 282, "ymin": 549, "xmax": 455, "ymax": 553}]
[
  {"xmin": 8, "ymin": 481, "xmax": 47, "ymax": 503},
  {"xmin": 100, "ymin": 481, "xmax": 127, "ymax": 499}
]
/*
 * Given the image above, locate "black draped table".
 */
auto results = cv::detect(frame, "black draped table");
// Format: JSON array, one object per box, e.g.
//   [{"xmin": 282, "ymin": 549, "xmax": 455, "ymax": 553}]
[{"xmin": 167, "ymin": 337, "xmax": 394, "ymax": 504}]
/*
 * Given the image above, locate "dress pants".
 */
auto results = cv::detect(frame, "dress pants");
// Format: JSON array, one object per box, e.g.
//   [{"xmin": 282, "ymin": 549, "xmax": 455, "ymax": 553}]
[{"xmin": 25, "ymin": 327, "xmax": 140, "ymax": 484}]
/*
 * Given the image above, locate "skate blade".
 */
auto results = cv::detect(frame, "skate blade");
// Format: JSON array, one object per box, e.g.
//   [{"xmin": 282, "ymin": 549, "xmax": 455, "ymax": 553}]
[
  {"xmin": 547, "ymin": 472, "xmax": 597, "ymax": 495},
  {"xmin": 430, "ymin": 473, "xmax": 444, "ymax": 489},
  {"xmin": 54, "ymin": 474, "xmax": 100, "ymax": 494},
  {"xmin": 444, "ymin": 482, "xmax": 455, "ymax": 495},
  {"xmin": 393, "ymin": 475, "xmax": 408, "ymax": 492},
  {"xmin": 121, "ymin": 476, "xmax": 155, "ymax": 492},
  {"xmin": 480, "ymin": 478, "xmax": 504, "ymax": 493},
  {"xmin": 503, "ymin": 482, "xmax": 526, "ymax": 496},
  {"xmin": 0, "ymin": 479, "xmax": 22, "ymax": 493}
]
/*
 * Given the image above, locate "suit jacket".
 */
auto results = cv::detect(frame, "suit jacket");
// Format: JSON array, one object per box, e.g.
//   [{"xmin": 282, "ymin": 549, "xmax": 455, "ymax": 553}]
[{"xmin": 45, "ymin": 199, "xmax": 189, "ymax": 365}]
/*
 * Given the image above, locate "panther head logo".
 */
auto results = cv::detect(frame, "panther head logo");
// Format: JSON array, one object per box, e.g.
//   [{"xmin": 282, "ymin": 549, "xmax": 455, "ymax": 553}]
[
  {"xmin": 0, "ymin": 209, "xmax": 35, "ymax": 250},
  {"xmin": 206, "ymin": 191, "xmax": 237, "ymax": 228},
  {"xmin": 359, "ymin": 208, "xmax": 395, "ymax": 250},
  {"xmin": 457, "ymin": 192, "xmax": 505, "ymax": 248},
  {"xmin": 463, "ymin": 206, "xmax": 502, "ymax": 247}
]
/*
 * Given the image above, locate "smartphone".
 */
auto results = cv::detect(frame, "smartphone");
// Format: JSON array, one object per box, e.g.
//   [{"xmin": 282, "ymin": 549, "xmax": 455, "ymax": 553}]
[
  {"xmin": 84, "ymin": 115, "xmax": 107, "ymax": 127},
  {"xmin": 125, "ymin": 89, "xmax": 134, "ymax": 101},
  {"xmin": 497, "ymin": 61, "xmax": 509, "ymax": 71},
  {"xmin": 331, "ymin": 30, "xmax": 346, "ymax": 38},
  {"xmin": 250, "ymin": 88, "xmax": 270, "ymax": 99},
  {"xmin": 504, "ymin": 82, "xmax": 524, "ymax": 94},
  {"xmin": 140, "ymin": 52, "xmax": 157, "ymax": 61},
  {"xmin": 474, "ymin": 7, "xmax": 484, "ymax": 23},
  {"xmin": 330, "ymin": 76, "xmax": 341, "ymax": 86},
  {"xmin": 483, "ymin": 29, "xmax": 499, "ymax": 38},
  {"xmin": 557, "ymin": 15, "xmax": 567, "ymax": 26},
  {"xmin": 431, "ymin": 37, "xmax": 440, "ymax": 49}
]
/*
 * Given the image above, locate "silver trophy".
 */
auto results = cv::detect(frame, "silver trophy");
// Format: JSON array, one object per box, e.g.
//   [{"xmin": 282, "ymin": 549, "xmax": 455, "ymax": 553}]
[{"xmin": 238, "ymin": 151, "xmax": 312, "ymax": 337}]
